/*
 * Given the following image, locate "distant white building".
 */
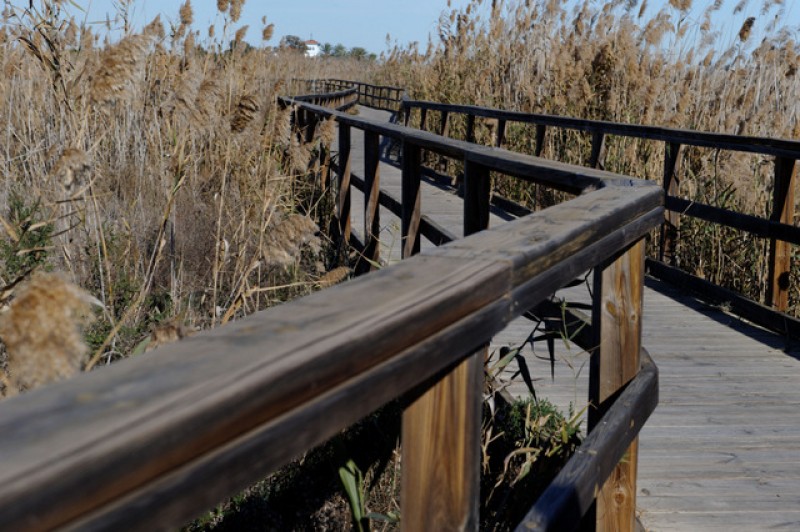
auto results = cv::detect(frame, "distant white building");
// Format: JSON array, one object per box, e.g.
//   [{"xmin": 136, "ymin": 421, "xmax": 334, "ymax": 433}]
[{"xmin": 305, "ymin": 40, "xmax": 321, "ymax": 58}]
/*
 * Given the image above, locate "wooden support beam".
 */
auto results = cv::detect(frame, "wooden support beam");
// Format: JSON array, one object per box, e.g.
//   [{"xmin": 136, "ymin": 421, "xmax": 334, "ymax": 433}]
[
  {"xmin": 440, "ymin": 111, "xmax": 450, "ymax": 137},
  {"xmin": 534, "ymin": 124, "xmax": 547, "ymax": 157},
  {"xmin": 401, "ymin": 347, "xmax": 483, "ymax": 532},
  {"xmin": 402, "ymin": 142, "xmax": 422, "ymax": 258},
  {"xmin": 589, "ymin": 239, "xmax": 645, "ymax": 532},
  {"xmin": 420, "ymin": 108, "xmax": 428, "ymax": 131},
  {"xmin": 659, "ymin": 142, "xmax": 682, "ymax": 265},
  {"xmin": 495, "ymin": 119, "xmax": 506, "ymax": 148},
  {"xmin": 767, "ymin": 157, "xmax": 797, "ymax": 311},
  {"xmin": 464, "ymin": 160, "xmax": 491, "ymax": 237},
  {"xmin": 466, "ymin": 114, "xmax": 476, "ymax": 144},
  {"xmin": 337, "ymin": 124, "xmax": 352, "ymax": 246},
  {"xmin": 590, "ymin": 131, "xmax": 606, "ymax": 170},
  {"xmin": 363, "ymin": 131, "xmax": 381, "ymax": 272}
]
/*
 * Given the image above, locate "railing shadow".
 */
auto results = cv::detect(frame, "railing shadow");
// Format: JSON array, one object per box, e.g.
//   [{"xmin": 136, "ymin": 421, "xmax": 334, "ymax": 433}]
[{"xmin": 644, "ymin": 277, "xmax": 800, "ymax": 357}]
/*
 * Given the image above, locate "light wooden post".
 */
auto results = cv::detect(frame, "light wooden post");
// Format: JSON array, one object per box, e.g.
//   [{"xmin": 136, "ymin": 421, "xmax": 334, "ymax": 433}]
[
  {"xmin": 401, "ymin": 159, "xmax": 488, "ymax": 532},
  {"xmin": 363, "ymin": 131, "xmax": 381, "ymax": 271},
  {"xmin": 401, "ymin": 354, "xmax": 483, "ymax": 531},
  {"xmin": 767, "ymin": 157, "xmax": 797, "ymax": 311},
  {"xmin": 401, "ymin": 142, "xmax": 421, "ymax": 258},
  {"xmin": 659, "ymin": 142, "xmax": 682, "ymax": 265},
  {"xmin": 589, "ymin": 239, "xmax": 645, "ymax": 532},
  {"xmin": 337, "ymin": 124, "xmax": 352, "ymax": 246}
]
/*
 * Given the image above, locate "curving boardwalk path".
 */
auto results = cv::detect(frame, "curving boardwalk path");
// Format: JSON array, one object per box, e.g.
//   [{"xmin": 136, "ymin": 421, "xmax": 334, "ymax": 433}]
[{"xmin": 341, "ymin": 106, "xmax": 800, "ymax": 531}]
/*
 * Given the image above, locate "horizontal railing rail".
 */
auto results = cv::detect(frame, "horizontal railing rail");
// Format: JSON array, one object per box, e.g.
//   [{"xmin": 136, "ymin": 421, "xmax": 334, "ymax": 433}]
[
  {"xmin": 0, "ymin": 90, "xmax": 660, "ymax": 532},
  {"xmin": 278, "ymin": 94, "xmax": 662, "ymax": 530},
  {"xmin": 402, "ymin": 97, "xmax": 800, "ymax": 336},
  {"xmin": 298, "ymin": 78, "xmax": 405, "ymax": 112}
]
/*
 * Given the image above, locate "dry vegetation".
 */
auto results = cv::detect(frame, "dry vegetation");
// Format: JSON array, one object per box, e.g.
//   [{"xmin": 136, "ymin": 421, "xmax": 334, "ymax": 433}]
[
  {"xmin": 0, "ymin": 0, "xmax": 374, "ymax": 396},
  {"xmin": 376, "ymin": 0, "xmax": 800, "ymax": 313}
]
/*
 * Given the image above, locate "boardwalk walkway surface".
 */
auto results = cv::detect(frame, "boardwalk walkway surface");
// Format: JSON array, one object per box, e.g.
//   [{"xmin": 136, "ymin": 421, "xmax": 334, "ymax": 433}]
[{"xmin": 341, "ymin": 106, "xmax": 800, "ymax": 531}]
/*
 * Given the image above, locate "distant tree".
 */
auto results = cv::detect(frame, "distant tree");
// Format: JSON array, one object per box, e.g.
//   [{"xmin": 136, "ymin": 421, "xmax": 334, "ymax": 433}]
[
  {"xmin": 349, "ymin": 47, "xmax": 368, "ymax": 60},
  {"xmin": 280, "ymin": 34, "xmax": 306, "ymax": 52},
  {"xmin": 332, "ymin": 43, "xmax": 347, "ymax": 57},
  {"xmin": 321, "ymin": 42, "xmax": 333, "ymax": 56}
]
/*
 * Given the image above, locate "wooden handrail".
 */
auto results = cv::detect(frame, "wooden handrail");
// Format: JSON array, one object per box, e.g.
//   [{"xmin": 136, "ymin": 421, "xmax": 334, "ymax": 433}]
[
  {"xmin": 0, "ymin": 91, "xmax": 661, "ymax": 531},
  {"xmin": 296, "ymin": 79, "xmax": 405, "ymax": 112},
  {"xmin": 401, "ymin": 96, "xmax": 799, "ymax": 322}
]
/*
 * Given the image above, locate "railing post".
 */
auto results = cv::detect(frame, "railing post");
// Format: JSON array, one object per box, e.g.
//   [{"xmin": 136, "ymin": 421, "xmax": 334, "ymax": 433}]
[
  {"xmin": 402, "ymin": 161, "xmax": 485, "ymax": 529},
  {"xmin": 589, "ymin": 131, "xmax": 606, "ymax": 170},
  {"xmin": 464, "ymin": 160, "xmax": 491, "ymax": 236},
  {"xmin": 588, "ymin": 239, "xmax": 645, "ymax": 531},
  {"xmin": 534, "ymin": 124, "xmax": 547, "ymax": 157},
  {"xmin": 363, "ymin": 131, "xmax": 381, "ymax": 272},
  {"xmin": 660, "ymin": 142, "xmax": 682, "ymax": 265},
  {"xmin": 495, "ymin": 119, "xmax": 506, "ymax": 148},
  {"xmin": 419, "ymin": 108, "xmax": 428, "ymax": 132},
  {"xmin": 401, "ymin": 142, "xmax": 421, "ymax": 258},
  {"xmin": 466, "ymin": 114, "xmax": 476, "ymax": 144},
  {"xmin": 767, "ymin": 157, "xmax": 797, "ymax": 311},
  {"xmin": 337, "ymin": 123, "xmax": 352, "ymax": 246}
]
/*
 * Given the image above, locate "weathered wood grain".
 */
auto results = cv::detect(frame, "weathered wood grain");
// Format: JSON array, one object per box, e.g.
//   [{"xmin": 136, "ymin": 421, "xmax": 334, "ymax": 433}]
[
  {"xmin": 767, "ymin": 157, "xmax": 797, "ymax": 310},
  {"xmin": 590, "ymin": 240, "xmax": 645, "ymax": 532}
]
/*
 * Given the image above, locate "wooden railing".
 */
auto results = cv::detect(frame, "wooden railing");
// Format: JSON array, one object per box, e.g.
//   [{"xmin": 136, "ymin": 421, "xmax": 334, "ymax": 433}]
[
  {"xmin": 0, "ymin": 88, "xmax": 660, "ymax": 531},
  {"xmin": 402, "ymin": 98, "xmax": 800, "ymax": 337},
  {"xmin": 299, "ymin": 78, "xmax": 405, "ymax": 112}
]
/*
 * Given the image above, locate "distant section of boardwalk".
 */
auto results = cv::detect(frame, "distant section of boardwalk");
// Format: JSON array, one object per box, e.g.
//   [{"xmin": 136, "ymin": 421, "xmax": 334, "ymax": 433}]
[{"xmin": 343, "ymin": 106, "xmax": 800, "ymax": 531}]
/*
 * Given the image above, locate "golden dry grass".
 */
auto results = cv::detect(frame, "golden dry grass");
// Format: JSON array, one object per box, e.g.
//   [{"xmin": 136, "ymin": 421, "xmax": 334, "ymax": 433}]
[
  {"xmin": 375, "ymin": 0, "xmax": 799, "ymax": 312},
  {"xmin": 0, "ymin": 1, "xmax": 374, "ymax": 394}
]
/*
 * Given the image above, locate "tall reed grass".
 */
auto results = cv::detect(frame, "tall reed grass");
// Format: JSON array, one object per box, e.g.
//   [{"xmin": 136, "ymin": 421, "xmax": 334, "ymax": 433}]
[
  {"xmin": 376, "ymin": 0, "xmax": 800, "ymax": 314},
  {"xmin": 0, "ymin": 0, "xmax": 372, "ymax": 395}
]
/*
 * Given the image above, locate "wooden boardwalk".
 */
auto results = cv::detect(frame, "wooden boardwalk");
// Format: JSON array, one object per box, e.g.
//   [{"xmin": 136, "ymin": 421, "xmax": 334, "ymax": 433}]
[{"xmin": 343, "ymin": 106, "xmax": 800, "ymax": 531}]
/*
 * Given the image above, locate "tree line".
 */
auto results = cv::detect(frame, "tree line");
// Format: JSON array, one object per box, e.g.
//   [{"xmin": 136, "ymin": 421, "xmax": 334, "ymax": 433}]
[{"xmin": 279, "ymin": 35, "xmax": 376, "ymax": 61}]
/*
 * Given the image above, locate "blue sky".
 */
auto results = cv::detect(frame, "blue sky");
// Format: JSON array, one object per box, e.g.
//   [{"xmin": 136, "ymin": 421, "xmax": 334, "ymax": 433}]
[
  {"xmin": 5, "ymin": 1, "xmax": 799, "ymax": 54},
  {"xmin": 7, "ymin": 0, "xmax": 473, "ymax": 53}
]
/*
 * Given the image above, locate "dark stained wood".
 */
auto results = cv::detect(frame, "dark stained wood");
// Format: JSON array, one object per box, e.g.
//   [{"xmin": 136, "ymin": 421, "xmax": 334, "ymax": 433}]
[
  {"xmin": 535, "ymin": 125, "xmax": 547, "ymax": 157},
  {"xmin": 590, "ymin": 131, "xmax": 606, "ymax": 170},
  {"xmin": 767, "ymin": 157, "xmax": 797, "ymax": 311},
  {"xmin": 420, "ymin": 108, "xmax": 428, "ymax": 132},
  {"xmin": 463, "ymin": 160, "xmax": 491, "ymax": 236},
  {"xmin": 403, "ymin": 99, "xmax": 800, "ymax": 159},
  {"xmin": 664, "ymin": 196, "xmax": 800, "ymax": 245},
  {"xmin": 660, "ymin": 142, "xmax": 682, "ymax": 264},
  {"xmin": 440, "ymin": 110, "xmax": 450, "ymax": 137},
  {"xmin": 589, "ymin": 240, "xmax": 645, "ymax": 532},
  {"xmin": 0, "ymin": 253, "xmax": 510, "ymax": 531},
  {"xmin": 402, "ymin": 351, "xmax": 483, "ymax": 532},
  {"xmin": 496, "ymin": 119, "xmax": 506, "ymax": 148},
  {"xmin": 338, "ymin": 123, "xmax": 352, "ymax": 245},
  {"xmin": 466, "ymin": 114, "xmax": 476, "ymax": 144},
  {"xmin": 402, "ymin": 142, "xmax": 422, "ymax": 258},
  {"xmin": 363, "ymin": 131, "xmax": 381, "ymax": 271}
]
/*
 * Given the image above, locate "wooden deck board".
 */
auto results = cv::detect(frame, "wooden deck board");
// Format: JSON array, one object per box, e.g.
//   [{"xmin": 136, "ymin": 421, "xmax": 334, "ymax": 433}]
[{"xmin": 343, "ymin": 106, "xmax": 800, "ymax": 531}]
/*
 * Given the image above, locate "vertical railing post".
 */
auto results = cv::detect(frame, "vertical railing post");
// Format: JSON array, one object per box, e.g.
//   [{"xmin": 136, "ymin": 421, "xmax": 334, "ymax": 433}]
[
  {"xmin": 588, "ymin": 239, "xmax": 645, "ymax": 531},
  {"xmin": 495, "ymin": 119, "xmax": 506, "ymax": 148},
  {"xmin": 767, "ymin": 157, "xmax": 796, "ymax": 311},
  {"xmin": 466, "ymin": 114, "xmax": 476, "ymax": 144},
  {"xmin": 534, "ymin": 124, "xmax": 547, "ymax": 157},
  {"xmin": 402, "ymin": 158, "xmax": 485, "ymax": 532},
  {"xmin": 419, "ymin": 108, "xmax": 428, "ymax": 131},
  {"xmin": 589, "ymin": 131, "xmax": 606, "ymax": 169},
  {"xmin": 401, "ymin": 142, "xmax": 421, "ymax": 258},
  {"xmin": 464, "ymin": 160, "xmax": 491, "ymax": 236},
  {"xmin": 337, "ymin": 124, "xmax": 352, "ymax": 247},
  {"xmin": 660, "ymin": 142, "xmax": 682, "ymax": 265},
  {"xmin": 363, "ymin": 131, "xmax": 381, "ymax": 272}
]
